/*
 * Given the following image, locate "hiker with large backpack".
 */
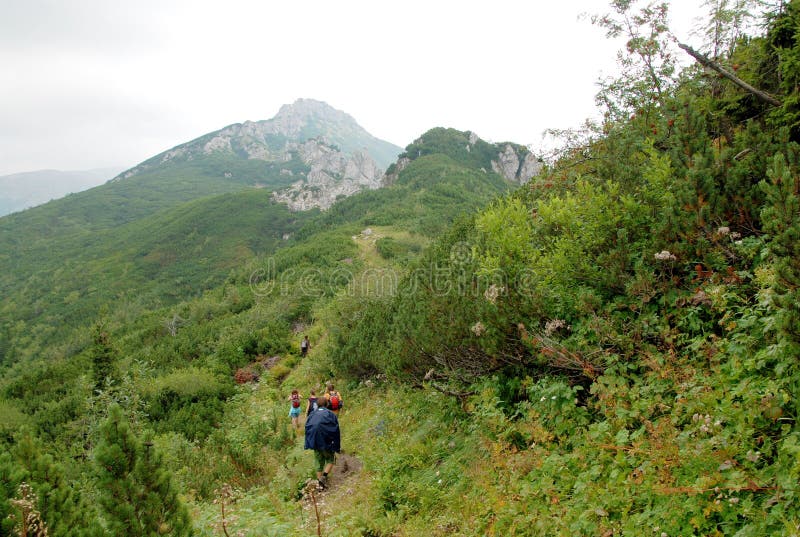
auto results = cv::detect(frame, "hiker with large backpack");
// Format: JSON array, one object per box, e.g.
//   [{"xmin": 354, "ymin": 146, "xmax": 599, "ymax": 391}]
[
  {"xmin": 288, "ymin": 389, "xmax": 303, "ymax": 429},
  {"xmin": 304, "ymin": 395, "xmax": 340, "ymax": 490},
  {"xmin": 325, "ymin": 383, "xmax": 343, "ymax": 416},
  {"xmin": 306, "ymin": 389, "xmax": 318, "ymax": 417}
]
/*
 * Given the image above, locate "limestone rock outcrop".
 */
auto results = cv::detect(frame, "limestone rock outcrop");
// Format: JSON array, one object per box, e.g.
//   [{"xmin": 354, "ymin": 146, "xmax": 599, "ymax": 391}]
[
  {"xmin": 271, "ymin": 142, "xmax": 384, "ymax": 211},
  {"xmin": 490, "ymin": 144, "xmax": 543, "ymax": 185}
]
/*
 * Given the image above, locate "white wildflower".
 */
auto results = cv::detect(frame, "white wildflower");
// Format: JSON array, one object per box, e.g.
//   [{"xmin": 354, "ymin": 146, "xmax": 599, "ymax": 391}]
[
  {"xmin": 483, "ymin": 284, "xmax": 504, "ymax": 304},
  {"xmin": 654, "ymin": 250, "xmax": 676, "ymax": 261},
  {"xmin": 471, "ymin": 321, "xmax": 486, "ymax": 336},
  {"xmin": 544, "ymin": 318, "xmax": 568, "ymax": 336},
  {"xmin": 717, "ymin": 226, "xmax": 730, "ymax": 235}
]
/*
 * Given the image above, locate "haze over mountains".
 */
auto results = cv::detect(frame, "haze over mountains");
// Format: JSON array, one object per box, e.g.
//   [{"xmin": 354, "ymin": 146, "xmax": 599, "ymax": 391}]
[{"xmin": 0, "ymin": 167, "xmax": 123, "ymax": 217}]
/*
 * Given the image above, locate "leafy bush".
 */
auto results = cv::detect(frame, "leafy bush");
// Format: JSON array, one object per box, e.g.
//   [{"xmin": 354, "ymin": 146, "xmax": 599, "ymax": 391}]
[
  {"xmin": 141, "ymin": 367, "xmax": 233, "ymax": 440},
  {"xmin": 267, "ymin": 363, "xmax": 292, "ymax": 383}
]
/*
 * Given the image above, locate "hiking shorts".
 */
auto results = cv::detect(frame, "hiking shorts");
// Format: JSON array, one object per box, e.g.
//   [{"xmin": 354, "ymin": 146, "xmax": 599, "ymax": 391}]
[
  {"xmin": 289, "ymin": 406, "xmax": 301, "ymax": 418},
  {"xmin": 314, "ymin": 450, "xmax": 335, "ymax": 471}
]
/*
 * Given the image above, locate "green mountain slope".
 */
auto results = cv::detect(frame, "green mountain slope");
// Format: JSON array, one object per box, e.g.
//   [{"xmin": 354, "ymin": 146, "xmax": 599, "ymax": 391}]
[
  {"xmin": 0, "ymin": 189, "xmax": 315, "ymax": 364},
  {"xmin": 396, "ymin": 126, "xmax": 526, "ymax": 172}
]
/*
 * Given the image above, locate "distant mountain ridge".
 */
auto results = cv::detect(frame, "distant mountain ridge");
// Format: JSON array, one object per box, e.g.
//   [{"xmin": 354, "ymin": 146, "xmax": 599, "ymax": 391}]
[{"xmin": 0, "ymin": 167, "xmax": 122, "ymax": 217}]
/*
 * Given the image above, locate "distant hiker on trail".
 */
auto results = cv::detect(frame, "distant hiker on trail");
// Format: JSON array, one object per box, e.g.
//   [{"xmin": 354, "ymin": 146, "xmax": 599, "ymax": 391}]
[
  {"xmin": 306, "ymin": 389, "xmax": 318, "ymax": 417},
  {"xmin": 304, "ymin": 395, "xmax": 340, "ymax": 490},
  {"xmin": 324, "ymin": 383, "xmax": 343, "ymax": 416},
  {"xmin": 300, "ymin": 335, "xmax": 310, "ymax": 357},
  {"xmin": 288, "ymin": 389, "xmax": 303, "ymax": 429}
]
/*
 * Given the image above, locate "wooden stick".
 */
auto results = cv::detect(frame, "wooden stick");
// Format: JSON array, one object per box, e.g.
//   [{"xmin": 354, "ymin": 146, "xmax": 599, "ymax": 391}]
[
  {"xmin": 310, "ymin": 486, "xmax": 322, "ymax": 537},
  {"xmin": 220, "ymin": 500, "xmax": 231, "ymax": 537}
]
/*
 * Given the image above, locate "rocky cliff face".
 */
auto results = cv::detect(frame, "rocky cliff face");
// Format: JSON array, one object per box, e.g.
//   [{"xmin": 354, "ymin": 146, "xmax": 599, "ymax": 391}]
[
  {"xmin": 491, "ymin": 143, "xmax": 542, "ymax": 185},
  {"xmin": 271, "ymin": 141, "xmax": 384, "ymax": 211},
  {"xmin": 380, "ymin": 156, "xmax": 411, "ymax": 187}
]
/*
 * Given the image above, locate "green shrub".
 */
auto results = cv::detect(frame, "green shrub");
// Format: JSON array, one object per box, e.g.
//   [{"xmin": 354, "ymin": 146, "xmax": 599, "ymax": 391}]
[
  {"xmin": 141, "ymin": 367, "xmax": 233, "ymax": 440},
  {"xmin": 268, "ymin": 364, "xmax": 291, "ymax": 383}
]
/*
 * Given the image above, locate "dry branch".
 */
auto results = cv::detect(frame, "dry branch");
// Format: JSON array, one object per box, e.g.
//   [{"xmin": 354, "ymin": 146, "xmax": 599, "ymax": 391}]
[{"xmin": 678, "ymin": 42, "xmax": 781, "ymax": 107}]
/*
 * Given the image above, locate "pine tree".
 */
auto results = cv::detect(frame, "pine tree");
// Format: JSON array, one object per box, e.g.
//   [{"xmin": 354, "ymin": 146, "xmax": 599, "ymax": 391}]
[
  {"xmin": 94, "ymin": 405, "xmax": 192, "ymax": 536},
  {"xmin": 761, "ymin": 151, "xmax": 800, "ymax": 342},
  {"xmin": 3, "ymin": 434, "xmax": 102, "ymax": 537},
  {"xmin": 89, "ymin": 323, "xmax": 116, "ymax": 391},
  {"xmin": 0, "ymin": 451, "xmax": 23, "ymax": 536},
  {"xmin": 134, "ymin": 430, "xmax": 192, "ymax": 536}
]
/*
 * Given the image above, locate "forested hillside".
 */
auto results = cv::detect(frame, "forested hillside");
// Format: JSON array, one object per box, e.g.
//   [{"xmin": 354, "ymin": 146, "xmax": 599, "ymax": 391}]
[{"xmin": 4, "ymin": 1, "xmax": 800, "ymax": 536}]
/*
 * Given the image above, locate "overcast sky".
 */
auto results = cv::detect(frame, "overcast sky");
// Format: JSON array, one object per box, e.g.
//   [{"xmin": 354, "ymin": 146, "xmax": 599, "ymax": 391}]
[{"xmin": 0, "ymin": 0, "xmax": 709, "ymax": 177}]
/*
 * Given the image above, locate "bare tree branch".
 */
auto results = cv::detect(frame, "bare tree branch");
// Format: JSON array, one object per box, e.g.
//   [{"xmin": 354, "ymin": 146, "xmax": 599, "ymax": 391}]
[
  {"xmin": 678, "ymin": 42, "xmax": 781, "ymax": 107},
  {"xmin": 428, "ymin": 381, "xmax": 476, "ymax": 398}
]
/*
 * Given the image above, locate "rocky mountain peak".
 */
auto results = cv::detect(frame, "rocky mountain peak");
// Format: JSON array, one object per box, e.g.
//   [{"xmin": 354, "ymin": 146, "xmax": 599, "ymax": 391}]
[
  {"xmin": 110, "ymin": 100, "xmax": 402, "ymax": 211},
  {"xmin": 270, "ymin": 98, "xmax": 357, "ymax": 138}
]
